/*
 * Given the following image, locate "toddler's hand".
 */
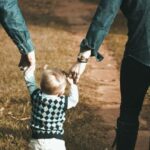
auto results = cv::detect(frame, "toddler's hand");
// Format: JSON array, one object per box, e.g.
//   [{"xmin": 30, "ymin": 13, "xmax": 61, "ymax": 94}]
[
  {"xmin": 67, "ymin": 77, "xmax": 74, "ymax": 85},
  {"xmin": 69, "ymin": 62, "xmax": 87, "ymax": 84}
]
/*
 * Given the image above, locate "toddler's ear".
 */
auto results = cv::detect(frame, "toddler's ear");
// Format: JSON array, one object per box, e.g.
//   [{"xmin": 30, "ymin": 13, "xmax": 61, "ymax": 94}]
[{"xmin": 43, "ymin": 64, "xmax": 48, "ymax": 70}]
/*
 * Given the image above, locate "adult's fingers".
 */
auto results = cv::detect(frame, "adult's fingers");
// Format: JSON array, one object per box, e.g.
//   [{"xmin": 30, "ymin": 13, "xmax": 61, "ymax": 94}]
[
  {"xmin": 68, "ymin": 71, "xmax": 77, "ymax": 83},
  {"xmin": 74, "ymin": 75, "xmax": 80, "ymax": 84},
  {"xmin": 18, "ymin": 55, "xmax": 30, "ymax": 70},
  {"xmin": 72, "ymin": 72, "xmax": 78, "ymax": 80}
]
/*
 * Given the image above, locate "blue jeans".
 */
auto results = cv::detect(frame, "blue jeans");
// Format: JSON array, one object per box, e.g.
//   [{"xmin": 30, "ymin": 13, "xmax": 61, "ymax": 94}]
[{"xmin": 0, "ymin": 0, "xmax": 34, "ymax": 54}]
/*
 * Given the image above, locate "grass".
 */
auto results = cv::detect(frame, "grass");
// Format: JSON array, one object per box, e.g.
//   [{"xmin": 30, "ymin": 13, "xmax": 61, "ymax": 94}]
[
  {"xmin": 80, "ymin": 0, "xmax": 99, "ymax": 3},
  {"xmin": 105, "ymin": 33, "xmax": 127, "ymax": 68},
  {"xmin": 0, "ymin": 23, "xmax": 110, "ymax": 149},
  {"xmin": 1, "ymin": 0, "xmax": 109, "ymax": 149}
]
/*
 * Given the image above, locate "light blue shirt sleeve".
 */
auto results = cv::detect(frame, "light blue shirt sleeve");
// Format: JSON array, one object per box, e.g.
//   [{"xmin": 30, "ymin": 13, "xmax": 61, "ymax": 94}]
[
  {"xmin": 24, "ymin": 71, "xmax": 38, "ymax": 95},
  {"xmin": 67, "ymin": 84, "xmax": 79, "ymax": 109}
]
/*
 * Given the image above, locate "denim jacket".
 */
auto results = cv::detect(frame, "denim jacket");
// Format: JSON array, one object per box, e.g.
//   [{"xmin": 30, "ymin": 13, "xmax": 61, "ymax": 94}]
[
  {"xmin": 80, "ymin": 0, "xmax": 150, "ymax": 66},
  {"xmin": 0, "ymin": 0, "xmax": 34, "ymax": 54}
]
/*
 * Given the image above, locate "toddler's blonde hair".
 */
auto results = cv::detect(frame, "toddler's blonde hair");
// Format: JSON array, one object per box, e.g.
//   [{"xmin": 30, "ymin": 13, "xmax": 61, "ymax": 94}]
[{"xmin": 40, "ymin": 68, "xmax": 67, "ymax": 95}]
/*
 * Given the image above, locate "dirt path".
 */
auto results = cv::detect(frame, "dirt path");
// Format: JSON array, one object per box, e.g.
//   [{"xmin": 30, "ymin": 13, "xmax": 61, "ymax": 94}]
[{"xmin": 53, "ymin": 0, "xmax": 150, "ymax": 149}]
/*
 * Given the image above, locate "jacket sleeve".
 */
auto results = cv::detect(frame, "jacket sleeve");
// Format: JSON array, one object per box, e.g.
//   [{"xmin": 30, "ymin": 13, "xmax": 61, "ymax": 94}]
[
  {"xmin": 1, "ymin": 0, "xmax": 35, "ymax": 54},
  {"xmin": 80, "ymin": 0, "xmax": 123, "ymax": 61}
]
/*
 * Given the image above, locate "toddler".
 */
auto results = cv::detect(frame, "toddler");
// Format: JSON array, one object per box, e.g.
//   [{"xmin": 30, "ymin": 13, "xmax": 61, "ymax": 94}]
[{"xmin": 23, "ymin": 66, "xmax": 79, "ymax": 150}]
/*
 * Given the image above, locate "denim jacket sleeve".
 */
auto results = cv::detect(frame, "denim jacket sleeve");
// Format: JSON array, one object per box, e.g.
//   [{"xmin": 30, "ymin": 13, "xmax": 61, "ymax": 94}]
[
  {"xmin": 80, "ymin": 0, "xmax": 123, "ymax": 61},
  {"xmin": 0, "ymin": 0, "xmax": 35, "ymax": 54}
]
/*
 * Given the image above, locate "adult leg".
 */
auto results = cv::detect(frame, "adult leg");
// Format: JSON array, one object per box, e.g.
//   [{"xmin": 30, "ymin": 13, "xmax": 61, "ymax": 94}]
[{"xmin": 116, "ymin": 56, "xmax": 150, "ymax": 150}]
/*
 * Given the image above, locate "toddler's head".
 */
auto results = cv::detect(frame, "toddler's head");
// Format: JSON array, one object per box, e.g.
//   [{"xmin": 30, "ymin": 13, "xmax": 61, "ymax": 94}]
[{"xmin": 40, "ymin": 68, "xmax": 67, "ymax": 96}]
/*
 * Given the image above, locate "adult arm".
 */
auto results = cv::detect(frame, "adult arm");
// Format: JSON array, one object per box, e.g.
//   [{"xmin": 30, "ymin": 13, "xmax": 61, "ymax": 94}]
[
  {"xmin": 80, "ymin": 0, "xmax": 123, "ymax": 60},
  {"xmin": 1, "ymin": 0, "xmax": 35, "ymax": 68},
  {"xmin": 70, "ymin": 0, "xmax": 123, "ymax": 82}
]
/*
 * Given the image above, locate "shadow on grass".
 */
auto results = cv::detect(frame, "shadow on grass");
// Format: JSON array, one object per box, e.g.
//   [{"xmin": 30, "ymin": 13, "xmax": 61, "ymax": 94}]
[
  {"xmin": 0, "ymin": 100, "xmax": 112, "ymax": 150},
  {"xmin": 80, "ymin": 0, "xmax": 100, "ymax": 4},
  {"xmin": 65, "ymin": 101, "xmax": 112, "ymax": 150},
  {"xmin": 1, "ymin": 101, "xmax": 150, "ymax": 150},
  {"xmin": 19, "ymin": 0, "xmax": 69, "ymax": 27},
  {"xmin": 0, "ymin": 122, "xmax": 30, "ymax": 150},
  {"xmin": 0, "ymin": 126, "xmax": 30, "ymax": 140},
  {"xmin": 141, "ymin": 107, "xmax": 150, "ymax": 128}
]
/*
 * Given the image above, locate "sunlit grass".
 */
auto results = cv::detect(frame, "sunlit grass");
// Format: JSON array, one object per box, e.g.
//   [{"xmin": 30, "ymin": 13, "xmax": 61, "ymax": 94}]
[
  {"xmin": 105, "ymin": 33, "xmax": 127, "ymax": 68},
  {"xmin": 0, "ymin": 24, "xmax": 110, "ymax": 150}
]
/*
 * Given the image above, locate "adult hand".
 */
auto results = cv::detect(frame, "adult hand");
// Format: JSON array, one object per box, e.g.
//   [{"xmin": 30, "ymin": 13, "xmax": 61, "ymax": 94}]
[
  {"xmin": 18, "ymin": 51, "xmax": 36, "ymax": 71},
  {"xmin": 69, "ymin": 50, "xmax": 91, "ymax": 83},
  {"xmin": 69, "ymin": 62, "xmax": 87, "ymax": 83}
]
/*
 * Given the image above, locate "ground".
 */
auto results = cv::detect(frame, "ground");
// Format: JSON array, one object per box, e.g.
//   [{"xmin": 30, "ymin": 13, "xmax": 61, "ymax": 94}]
[{"xmin": 0, "ymin": 0, "xmax": 150, "ymax": 150}]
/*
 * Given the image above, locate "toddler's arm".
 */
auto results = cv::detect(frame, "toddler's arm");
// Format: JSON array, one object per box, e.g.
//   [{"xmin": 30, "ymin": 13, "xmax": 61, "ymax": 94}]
[
  {"xmin": 67, "ymin": 77, "xmax": 79, "ymax": 109},
  {"xmin": 23, "ymin": 68, "xmax": 38, "ymax": 95}
]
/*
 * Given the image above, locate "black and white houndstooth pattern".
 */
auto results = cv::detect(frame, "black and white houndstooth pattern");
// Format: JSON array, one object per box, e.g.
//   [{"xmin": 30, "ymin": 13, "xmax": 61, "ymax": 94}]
[{"xmin": 30, "ymin": 89, "xmax": 68, "ymax": 139}]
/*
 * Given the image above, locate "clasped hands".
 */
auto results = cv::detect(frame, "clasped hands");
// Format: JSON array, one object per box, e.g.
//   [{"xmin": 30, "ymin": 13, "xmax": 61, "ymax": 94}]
[
  {"xmin": 18, "ymin": 50, "xmax": 91, "ymax": 84},
  {"xmin": 18, "ymin": 51, "xmax": 36, "ymax": 73}
]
